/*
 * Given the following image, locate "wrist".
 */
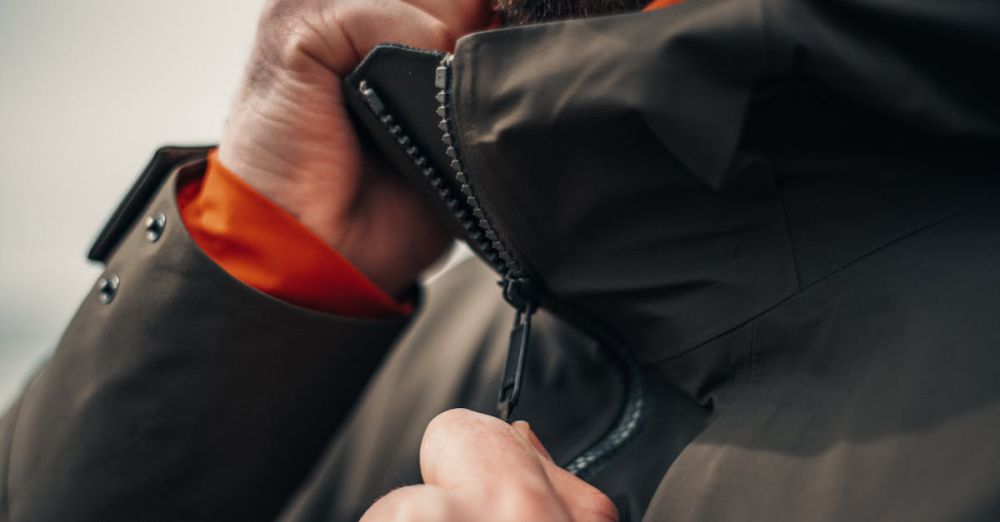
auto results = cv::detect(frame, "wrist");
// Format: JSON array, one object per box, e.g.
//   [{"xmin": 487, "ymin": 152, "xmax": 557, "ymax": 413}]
[
  {"xmin": 214, "ymin": 143, "xmax": 427, "ymax": 299},
  {"xmin": 217, "ymin": 76, "xmax": 360, "ymax": 248},
  {"xmin": 217, "ymin": 58, "xmax": 451, "ymax": 299}
]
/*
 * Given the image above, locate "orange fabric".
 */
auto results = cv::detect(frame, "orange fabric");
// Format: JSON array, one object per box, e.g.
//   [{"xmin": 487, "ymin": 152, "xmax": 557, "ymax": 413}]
[
  {"xmin": 643, "ymin": 0, "xmax": 686, "ymax": 10},
  {"xmin": 177, "ymin": 151, "xmax": 412, "ymax": 318}
]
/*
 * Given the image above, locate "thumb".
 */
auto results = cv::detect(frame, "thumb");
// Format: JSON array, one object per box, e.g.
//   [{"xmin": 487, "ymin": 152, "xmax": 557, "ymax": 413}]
[
  {"xmin": 419, "ymin": 409, "xmax": 569, "ymax": 518},
  {"xmin": 511, "ymin": 422, "xmax": 620, "ymax": 522}
]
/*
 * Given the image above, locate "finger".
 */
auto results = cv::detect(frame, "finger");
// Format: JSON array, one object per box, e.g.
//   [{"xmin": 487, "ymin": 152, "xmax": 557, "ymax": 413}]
[
  {"xmin": 317, "ymin": 0, "xmax": 460, "ymax": 75},
  {"xmin": 360, "ymin": 484, "xmax": 462, "ymax": 522},
  {"xmin": 419, "ymin": 409, "xmax": 569, "ymax": 519},
  {"xmin": 538, "ymin": 459, "xmax": 620, "ymax": 522},
  {"xmin": 420, "ymin": 409, "xmax": 547, "ymax": 487},
  {"xmin": 510, "ymin": 423, "xmax": 620, "ymax": 522},
  {"xmin": 403, "ymin": 0, "xmax": 492, "ymax": 36},
  {"xmin": 511, "ymin": 421, "xmax": 555, "ymax": 462}
]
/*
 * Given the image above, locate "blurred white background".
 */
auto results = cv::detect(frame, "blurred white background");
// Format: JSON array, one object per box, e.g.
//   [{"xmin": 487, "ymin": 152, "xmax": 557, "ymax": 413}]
[{"xmin": 0, "ymin": 0, "xmax": 267, "ymax": 407}]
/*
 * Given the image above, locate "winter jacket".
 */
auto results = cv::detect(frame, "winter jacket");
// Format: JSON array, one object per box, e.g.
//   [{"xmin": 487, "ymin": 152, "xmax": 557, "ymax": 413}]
[{"xmin": 3, "ymin": 0, "xmax": 1000, "ymax": 520}]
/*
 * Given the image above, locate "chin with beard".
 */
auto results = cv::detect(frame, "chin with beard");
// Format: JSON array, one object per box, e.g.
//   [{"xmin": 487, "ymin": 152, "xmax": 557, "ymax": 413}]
[{"xmin": 495, "ymin": 0, "xmax": 652, "ymax": 25}]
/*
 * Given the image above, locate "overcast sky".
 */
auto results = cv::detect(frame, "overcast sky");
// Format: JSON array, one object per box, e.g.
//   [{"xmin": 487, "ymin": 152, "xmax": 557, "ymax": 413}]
[{"xmin": 0, "ymin": 0, "xmax": 266, "ymax": 406}]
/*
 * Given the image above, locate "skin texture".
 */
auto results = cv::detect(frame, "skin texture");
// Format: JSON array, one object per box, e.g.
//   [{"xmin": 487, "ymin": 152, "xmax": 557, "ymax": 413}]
[
  {"xmin": 361, "ymin": 409, "xmax": 619, "ymax": 521},
  {"xmin": 218, "ymin": 1, "xmax": 635, "ymax": 518},
  {"xmin": 218, "ymin": 0, "xmax": 490, "ymax": 298}
]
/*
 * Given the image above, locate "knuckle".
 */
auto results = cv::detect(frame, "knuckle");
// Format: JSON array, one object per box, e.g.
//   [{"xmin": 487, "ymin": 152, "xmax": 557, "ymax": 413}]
[
  {"xmin": 250, "ymin": 8, "xmax": 312, "ymax": 64},
  {"xmin": 428, "ymin": 19, "xmax": 456, "ymax": 50},
  {"xmin": 455, "ymin": 0, "xmax": 487, "ymax": 24},
  {"xmin": 275, "ymin": 22, "xmax": 316, "ymax": 64}
]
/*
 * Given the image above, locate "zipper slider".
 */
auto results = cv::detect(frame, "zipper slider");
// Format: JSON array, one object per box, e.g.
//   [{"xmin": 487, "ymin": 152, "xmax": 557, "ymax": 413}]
[{"xmin": 497, "ymin": 277, "xmax": 536, "ymax": 422}]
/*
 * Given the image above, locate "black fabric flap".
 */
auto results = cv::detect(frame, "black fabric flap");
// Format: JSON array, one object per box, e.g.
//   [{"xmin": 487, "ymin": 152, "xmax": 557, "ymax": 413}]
[
  {"xmin": 342, "ymin": 45, "xmax": 471, "ymax": 240},
  {"xmin": 88, "ymin": 145, "xmax": 213, "ymax": 263}
]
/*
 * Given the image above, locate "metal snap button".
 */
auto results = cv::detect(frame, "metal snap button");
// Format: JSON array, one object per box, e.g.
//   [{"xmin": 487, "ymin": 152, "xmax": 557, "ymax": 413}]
[
  {"xmin": 145, "ymin": 213, "xmax": 167, "ymax": 242},
  {"xmin": 97, "ymin": 274, "xmax": 120, "ymax": 304}
]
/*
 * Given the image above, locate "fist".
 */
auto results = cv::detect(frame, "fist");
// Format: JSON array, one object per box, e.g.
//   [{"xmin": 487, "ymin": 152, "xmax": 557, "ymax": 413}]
[
  {"xmin": 361, "ymin": 409, "xmax": 620, "ymax": 522},
  {"xmin": 219, "ymin": 0, "xmax": 491, "ymax": 297}
]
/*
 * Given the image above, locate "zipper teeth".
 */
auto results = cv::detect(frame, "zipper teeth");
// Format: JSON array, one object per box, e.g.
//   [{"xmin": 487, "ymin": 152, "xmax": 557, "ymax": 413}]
[
  {"xmin": 435, "ymin": 54, "xmax": 524, "ymax": 280},
  {"xmin": 358, "ymin": 76, "xmax": 506, "ymax": 275},
  {"xmin": 434, "ymin": 54, "xmax": 644, "ymax": 478},
  {"xmin": 357, "ymin": 61, "xmax": 645, "ymax": 478}
]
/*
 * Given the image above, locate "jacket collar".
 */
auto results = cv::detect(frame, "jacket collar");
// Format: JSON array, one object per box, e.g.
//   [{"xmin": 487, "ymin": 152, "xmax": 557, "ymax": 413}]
[
  {"xmin": 441, "ymin": 1, "xmax": 1000, "ymax": 361},
  {"xmin": 449, "ymin": 6, "xmax": 795, "ymax": 361},
  {"xmin": 346, "ymin": 1, "xmax": 1000, "ymax": 363}
]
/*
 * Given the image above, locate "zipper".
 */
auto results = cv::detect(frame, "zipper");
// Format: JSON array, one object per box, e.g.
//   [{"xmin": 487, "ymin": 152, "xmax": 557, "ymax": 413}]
[
  {"xmin": 361, "ymin": 71, "xmax": 538, "ymax": 422},
  {"xmin": 434, "ymin": 55, "xmax": 527, "ymax": 280},
  {"xmin": 357, "ymin": 56, "xmax": 644, "ymax": 478},
  {"xmin": 497, "ymin": 279, "xmax": 536, "ymax": 421},
  {"xmin": 434, "ymin": 54, "xmax": 540, "ymax": 424}
]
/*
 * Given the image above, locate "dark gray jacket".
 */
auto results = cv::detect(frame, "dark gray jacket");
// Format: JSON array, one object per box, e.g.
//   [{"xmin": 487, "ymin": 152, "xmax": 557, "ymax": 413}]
[{"xmin": 3, "ymin": 0, "xmax": 1000, "ymax": 520}]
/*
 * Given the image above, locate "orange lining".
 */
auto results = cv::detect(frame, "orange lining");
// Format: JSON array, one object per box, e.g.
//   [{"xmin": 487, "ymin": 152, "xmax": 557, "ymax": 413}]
[
  {"xmin": 644, "ymin": 0, "xmax": 686, "ymax": 10},
  {"xmin": 177, "ymin": 151, "xmax": 412, "ymax": 318}
]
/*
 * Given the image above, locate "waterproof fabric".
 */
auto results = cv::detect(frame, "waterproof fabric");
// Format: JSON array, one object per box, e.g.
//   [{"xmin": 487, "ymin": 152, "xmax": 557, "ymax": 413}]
[{"xmin": 3, "ymin": 0, "xmax": 1000, "ymax": 520}]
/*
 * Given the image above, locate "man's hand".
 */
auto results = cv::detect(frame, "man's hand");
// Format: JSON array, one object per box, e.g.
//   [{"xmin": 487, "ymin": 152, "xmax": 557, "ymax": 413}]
[
  {"xmin": 219, "ymin": 0, "xmax": 490, "ymax": 297},
  {"xmin": 361, "ymin": 409, "xmax": 620, "ymax": 521}
]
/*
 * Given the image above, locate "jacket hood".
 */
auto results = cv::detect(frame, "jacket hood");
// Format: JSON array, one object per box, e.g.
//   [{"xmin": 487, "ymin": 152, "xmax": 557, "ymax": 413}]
[{"xmin": 346, "ymin": 0, "xmax": 1000, "ymax": 362}]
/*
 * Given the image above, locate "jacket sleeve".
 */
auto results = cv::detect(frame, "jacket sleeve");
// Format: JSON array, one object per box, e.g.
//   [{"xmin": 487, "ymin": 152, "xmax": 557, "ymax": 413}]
[{"xmin": 0, "ymin": 149, "xmax": 411, "ymax": 521}]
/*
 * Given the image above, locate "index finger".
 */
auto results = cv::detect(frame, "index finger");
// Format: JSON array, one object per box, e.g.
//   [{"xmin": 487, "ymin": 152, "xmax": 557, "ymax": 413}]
[{"xmin": 403, "ymin": 0, "xmax": 492, "ymax": 36}]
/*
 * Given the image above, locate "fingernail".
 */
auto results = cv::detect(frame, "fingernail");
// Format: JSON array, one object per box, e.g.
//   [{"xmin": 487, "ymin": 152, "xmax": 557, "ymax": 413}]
[{"xmin": 512, "ymin": 421, "xmax": 554, "ymax": 462}]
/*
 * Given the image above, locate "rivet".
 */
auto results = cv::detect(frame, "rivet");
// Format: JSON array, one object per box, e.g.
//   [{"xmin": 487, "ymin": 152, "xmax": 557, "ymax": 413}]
[
  {"xmin": 97, "ymin": 274, "xmax": 120, "ymax": 304},
  {"xmin": 145, "ymin": 213, "xmax": 167, "ymax": 242}
]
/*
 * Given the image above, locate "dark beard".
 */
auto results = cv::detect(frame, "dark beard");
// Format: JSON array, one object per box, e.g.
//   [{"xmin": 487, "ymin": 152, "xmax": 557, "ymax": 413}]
[{"xmin": 495, "ymin": 0, "xmax": 652, "ymax": 25}]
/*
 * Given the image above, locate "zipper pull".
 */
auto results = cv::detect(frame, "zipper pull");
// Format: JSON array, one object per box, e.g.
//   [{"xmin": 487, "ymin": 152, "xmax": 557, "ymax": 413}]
[{"xmin": 497, "ymin": 278, "xmax": 536, "ymax": 422}]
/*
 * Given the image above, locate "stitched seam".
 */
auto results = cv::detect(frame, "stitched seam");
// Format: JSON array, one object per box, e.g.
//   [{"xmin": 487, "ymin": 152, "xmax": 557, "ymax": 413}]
[
  {"xmin": 655, "ymin": 187, "xmax": 1000, "ymax": 365},
  {"xmin": 773, "ymin": 171, "xmax": 803, "ymax": 290}
]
